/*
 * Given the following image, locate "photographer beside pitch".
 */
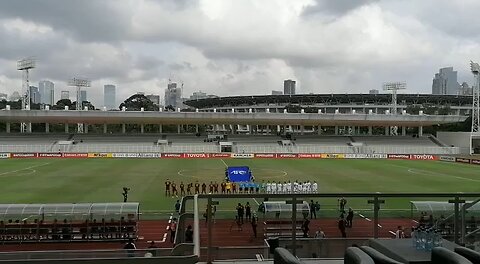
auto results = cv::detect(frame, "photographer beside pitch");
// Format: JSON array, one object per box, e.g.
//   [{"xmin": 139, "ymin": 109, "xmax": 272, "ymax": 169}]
[{"xmin": 122, "ymin": 187, "xmax": 130, "ymax": 202}]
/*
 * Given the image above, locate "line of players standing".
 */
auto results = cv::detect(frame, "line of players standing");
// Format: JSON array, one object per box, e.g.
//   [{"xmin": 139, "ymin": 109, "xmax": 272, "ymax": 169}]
[
  {"xmin": 165, "ymin": 179, "xmax": 319, "ymax": 197},
  {"xmin": 165, "ymin": 179, "xmax": 262, "ymax": 197}
]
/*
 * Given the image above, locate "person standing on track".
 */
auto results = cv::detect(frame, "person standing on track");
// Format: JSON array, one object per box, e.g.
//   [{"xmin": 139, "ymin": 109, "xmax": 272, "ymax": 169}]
[
  {"xmin": 346, "ymin": 208, "xmax": 354, "ymax": 228},
  {"xmin": 236, "ymin": 203, "xmax": 244, "ymax": 224},
  {"xmin": 169, "ymin": 218, "xmax": 177, "ymax": 243},
  {"xmin": 338, "ymin": 216, "xmax": 346, "ymax": 238},
  {"xmin": 201, "ymin": 182, "xmax": 207, "ymax": 194},
  {"xmin": 245, "ymin": 202, "xmax": 251, "ymax": 222},
  {"xmin": 251, "ymin": 213, "xmax": 258, "ymax": 238},
  {"xmin": 310, "ymin": 200, "xmax": 316, "ymax": 219},
  {"xmin": 214, "ymin": 181, "xmax": 219, "ymax": 193},
  {"xmin": 187, "ymin": 183, "xmax": 192, "ymax": 195}
]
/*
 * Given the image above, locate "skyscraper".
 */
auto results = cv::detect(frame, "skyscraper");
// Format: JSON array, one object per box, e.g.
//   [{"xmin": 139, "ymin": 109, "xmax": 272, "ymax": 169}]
[
  {"xmin": 80, "ymin": 90, "xmax": 87, "ymax": 103},
  {"xmin": 29, "ymin": 86, "xmax": 41, "ymax": 104},
  {"xmin": 284, "ymin": 79, "xmax": 296, "ymax": 95},
  {"xmin": 165, "ymin": 82, "xmax": 183, "ymax": 109},
  {"xmin": 104, "ymin": 84, "xmax": 116, "ymax": 110},
  {"xmin": 61, "ymin": 91, "xmax": 70, "ymax": 100},
  {"xmin": 432, "ymin": 67, "xmax": 460, "ymax": 95},
  {"xmin": 39, "ymin": 80, "xmax": 55, "ymax": 105}
]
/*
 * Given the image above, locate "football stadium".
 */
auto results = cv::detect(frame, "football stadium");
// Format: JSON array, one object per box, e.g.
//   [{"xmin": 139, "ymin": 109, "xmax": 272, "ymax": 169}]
[{"xmin": 0, "ymin": 91, "xmax": 480, "ymax": 264}]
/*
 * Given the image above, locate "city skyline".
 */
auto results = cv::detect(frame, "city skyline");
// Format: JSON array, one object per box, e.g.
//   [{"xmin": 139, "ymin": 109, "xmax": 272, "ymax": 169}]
[{"xmin": 1, "ymin": 1, "xmax": 480, "ymax": 107}]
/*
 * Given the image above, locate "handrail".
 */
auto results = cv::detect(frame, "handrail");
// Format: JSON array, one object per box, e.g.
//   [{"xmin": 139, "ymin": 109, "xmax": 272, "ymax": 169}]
[{"xmin": 193, "ymin": 194, "xmax": 200, "ymax": 258}]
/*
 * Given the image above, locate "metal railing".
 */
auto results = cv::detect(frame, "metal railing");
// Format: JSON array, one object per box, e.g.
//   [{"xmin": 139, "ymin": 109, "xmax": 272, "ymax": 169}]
[{"xmin": 184, "ymin": 193, "xmax": 480, "ymax": 263}]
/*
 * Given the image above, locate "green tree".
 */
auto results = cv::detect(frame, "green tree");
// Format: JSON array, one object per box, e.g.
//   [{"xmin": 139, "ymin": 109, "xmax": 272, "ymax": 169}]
[{"xmin": 119, "ymin": 94, "xmax": 159, "ymax": 111}]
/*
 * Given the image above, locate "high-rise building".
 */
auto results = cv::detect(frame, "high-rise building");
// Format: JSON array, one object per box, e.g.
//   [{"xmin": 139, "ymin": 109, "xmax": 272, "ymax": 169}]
[
  {"xmin": 103, "ymin": 85, "xmax": 116, "ymax": 110},
  {"xmin": 146, "ymin": 94, "xmax": 160, "ymax": 105},
  {"xmin": 80, "ymin": 90, "xmax": 87, "ymax": 102},
  {"xmin": 165, "ymin": 82, "xmax": 183, "ymax": 109},
  {"xmin": 10, "ymin": 91, "xmax": 21, "ymax": 101},
  {"xmin": 29, "ymin": 86, "xmax": 41, "ymax": 104},
  {"xmin": 189, "ymin": 91, "xmax": 208, "ymax": 100},
  {"xmin": 432, "ymin": 67, "xmax": 460, "ymax": 95},
  {"xmin": 284, "ymin": 79, "xmax": 296, "ymax": 95},
  {"xmin": 0, "ymin": 92, "xmax": 7, "ymax": 101},
  {"xmin": 272, "ymin": 90, "xmax": 283, "ymax": 95},
  {"xmin": 61, "ymin": 91, "xmax": 70, "ymax": 100},
  {"xmin": 369, "ymin": 89, "xmax": 379, "ymax": 95},
  {"xmin": 39, "ymin": 80, "xmax": 55, "ymax": 105}
]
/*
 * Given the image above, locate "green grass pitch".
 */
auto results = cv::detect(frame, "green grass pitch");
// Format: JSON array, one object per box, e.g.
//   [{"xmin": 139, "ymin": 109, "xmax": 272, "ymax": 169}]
[{"xmin": 0, "ymin": 158, "xmax": 479, "ymax": 218}]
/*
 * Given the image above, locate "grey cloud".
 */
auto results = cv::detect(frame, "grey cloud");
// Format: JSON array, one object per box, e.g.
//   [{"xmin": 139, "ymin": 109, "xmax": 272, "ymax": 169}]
[
  {"xmin": 302, "ymin": 0, "xmax": 380, "ymax": 16},
  {"xmin": 0, "ymin": 0, "xmax": 132, "ymax": 42}
]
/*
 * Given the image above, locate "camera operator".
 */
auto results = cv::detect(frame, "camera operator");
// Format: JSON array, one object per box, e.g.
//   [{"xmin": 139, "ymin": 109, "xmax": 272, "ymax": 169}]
[{"xmin": 122, "ymin": 187, "xmax": 130, "ymax": 202}]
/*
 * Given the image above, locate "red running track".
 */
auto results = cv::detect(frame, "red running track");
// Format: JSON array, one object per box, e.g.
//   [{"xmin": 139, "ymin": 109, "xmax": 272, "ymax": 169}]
[{"xmin": 0, "ymin": 217, "xmax": 415, "ymax": 252}]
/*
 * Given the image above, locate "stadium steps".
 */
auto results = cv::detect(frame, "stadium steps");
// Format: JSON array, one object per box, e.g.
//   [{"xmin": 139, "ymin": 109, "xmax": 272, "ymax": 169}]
[{"xmin": 428, "ymin": 135, "xmax": 447, "ymax": 147}]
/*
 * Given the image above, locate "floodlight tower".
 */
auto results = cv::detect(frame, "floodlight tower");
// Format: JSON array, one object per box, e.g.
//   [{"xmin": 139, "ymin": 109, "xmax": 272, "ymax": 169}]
[
  {"xmin": 17, "ymin": 58, "xmax": 36, "ymax": 133},
  {"xmin": 382, "ymin": 81, "xmax": 406, "ymax": 136},
  {"xmin": 68, "ymin": 77, "xmax": 91, "ymax": 133},
  {"xmin": 470, "ymin": 61, "xmax": 480, "ymax": 154}
]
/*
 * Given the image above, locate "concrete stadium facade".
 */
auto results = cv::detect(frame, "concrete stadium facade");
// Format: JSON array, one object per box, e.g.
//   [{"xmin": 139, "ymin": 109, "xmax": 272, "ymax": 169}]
[{"xmin": 0, "ymin": 93, "xmax": 471, "ymax": 135}]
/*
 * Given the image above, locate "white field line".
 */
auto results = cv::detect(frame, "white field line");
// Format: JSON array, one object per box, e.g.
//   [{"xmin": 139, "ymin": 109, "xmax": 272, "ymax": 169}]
[
  {"xmin": 390, "ymin": 164, "xmax": 480, "ymax": 183},
  {"xmin": 0, "ymin": 162, "xmax": 51, "ymax": 176},
  {"xmin": 253, "ymin": 198, "xmax": 260, "ymax": 205},
  {"xmin": 160, "ymin": 233, "xmax": 168, "ymax": 243},
  {"xmin": 389, "ymin": 231, "xmax": 396, "ymax": 236},
  {"xmin": 358, "ymin": 213, "xmax": 371, "ymax": 222},
  {"xmin": 161, "ymin": 213, "xmax": 173, "ymax": 243},
  {"xmin": 220, "ymin": 159, "xmax": 228, "ymax": 168}
]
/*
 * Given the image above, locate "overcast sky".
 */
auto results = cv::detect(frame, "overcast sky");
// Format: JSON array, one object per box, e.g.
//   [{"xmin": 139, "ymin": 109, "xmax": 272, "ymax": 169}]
[{"xmin": 0, "ymin": 0, "xmax": 479, "ymax": 107}]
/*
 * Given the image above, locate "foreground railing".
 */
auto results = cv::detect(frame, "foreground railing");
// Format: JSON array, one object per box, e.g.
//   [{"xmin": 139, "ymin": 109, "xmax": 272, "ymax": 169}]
[{"xmin": 185, "ymin": 193, "xmax": 480, "ymax": 263}]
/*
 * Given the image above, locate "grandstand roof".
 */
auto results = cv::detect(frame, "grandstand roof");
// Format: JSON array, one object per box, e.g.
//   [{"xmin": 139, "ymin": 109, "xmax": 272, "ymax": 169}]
[{"xmin": 184, "ymin": 94, "xmax": 472, "ymax": 109}]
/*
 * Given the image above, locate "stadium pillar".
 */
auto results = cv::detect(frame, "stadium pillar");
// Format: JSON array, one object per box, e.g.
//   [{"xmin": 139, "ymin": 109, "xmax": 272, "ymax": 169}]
[
  {"xmin": 141, "ymin": 124, "xmax": 144, "ymax": 134},
  {"xmin": 335, "ymin": 126, "xmax": 339, "ymax": 135},
  {"xmin": 402, "ymin": 126, "xmax": 406, "ymax": 136},
  {"xmin": 122, "ymin": 124, "xmax": 126, "ymax": 134},
  {"xmin": 177, "ymin": 125, "xmax": 181, "ymax": 134},
  {"xmin": 384, "ymin": 126, "xmax": 389, "ymax": 136},
  {"xmin": 84, "ymin": 124, "xmax": 88, "ymax": 134},
  {"xmin": 418, "ymin": 126, "xmax": 423, "ymax": 137},
  {"xmin": 159, "ymin": 124, "xmax": 163, "ymax": 133},
  {"xmin": 103, "ymin": 124, "xmax": 107, "ymax": 134},
  {"xmin": 300, "ymin": 125, "xmax": 304, "ymax": 135},
  {"xmin": 6, "ymin": 123, "xmax": 10, "ymax": 133},
  {"xmin": 277, "ymin": 125, "xmax": 281, "ymax": 133},
  {"xmin": 65, "ymin": 124, "xmax": 69, "ymax": 133},
  {"xmin": 368, "ymin": 126, "xmax": 372, "ymax": 135},
  {"xmin": 317, "ymin": 125, "xmax": 322, "ymax": 135},
  {"xmin": 248, "ymin": 125, "xmax": 252, "ymax": 134},
  {"xmin": 45, "ymin": 123, "xmax": 49, "ymax": 133},
  {"xmin": 195, "ymin": 125, "xmax": 199, "ymax": 133}
]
